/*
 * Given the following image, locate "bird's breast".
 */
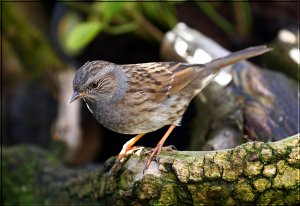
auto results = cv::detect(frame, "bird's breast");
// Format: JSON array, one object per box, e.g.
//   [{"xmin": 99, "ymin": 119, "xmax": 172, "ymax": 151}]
[{"xmin": 87, "ymin": 94, "xmax": 191, "ymax": 135}]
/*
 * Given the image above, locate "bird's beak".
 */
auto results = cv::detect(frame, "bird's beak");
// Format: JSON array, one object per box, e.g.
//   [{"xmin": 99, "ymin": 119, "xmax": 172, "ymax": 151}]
[{"xmin": 68, "ymin": 91, "xmax": 84, "ymax": 104}]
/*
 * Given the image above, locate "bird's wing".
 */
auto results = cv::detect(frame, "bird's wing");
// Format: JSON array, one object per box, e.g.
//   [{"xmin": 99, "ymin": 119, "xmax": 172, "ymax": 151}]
[{"xmin": 123, "ymin": 62, "xmax": 205, "ymax": 101}]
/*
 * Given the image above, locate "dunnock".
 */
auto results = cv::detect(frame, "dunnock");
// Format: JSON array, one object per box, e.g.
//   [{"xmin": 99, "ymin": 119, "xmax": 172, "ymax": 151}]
[{"xmin": 69, "ymin": 45, "xmax": 271, "ymax": 171}]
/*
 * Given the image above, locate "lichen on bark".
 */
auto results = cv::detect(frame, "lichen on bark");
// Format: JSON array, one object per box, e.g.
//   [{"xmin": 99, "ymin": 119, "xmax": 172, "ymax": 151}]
[{"xmin": 3, "ymin": 134, "xmax": 299, "ymax": 205}]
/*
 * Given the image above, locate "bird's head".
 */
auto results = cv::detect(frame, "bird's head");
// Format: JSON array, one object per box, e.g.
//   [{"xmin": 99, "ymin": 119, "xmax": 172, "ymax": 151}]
[{"xmin": 68, "ymin": 61, "xmax": 127, "ymax": 105}]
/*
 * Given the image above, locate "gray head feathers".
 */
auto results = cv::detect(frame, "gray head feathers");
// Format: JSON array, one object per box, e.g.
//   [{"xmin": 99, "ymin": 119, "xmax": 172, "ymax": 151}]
[{"xmin": 73, "ymin": 60, "xmax": 128, "ymax": 104}]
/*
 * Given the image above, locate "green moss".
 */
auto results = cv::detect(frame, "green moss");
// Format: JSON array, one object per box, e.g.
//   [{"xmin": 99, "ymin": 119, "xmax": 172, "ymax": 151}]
[
  {"xmin": 157, "ymin": 184, "xmax": 176, "ymax": 205},
  {"xmin": 244, "ymin": 161, "xmax": 263, "ymax": 177},
  {"xmin": 188, "ymin": 182, "xmax": 232, "ymax": 205},
  {"xmin": 229, "ymin": 148, "xmax": 245, "ymax": 169},
  {"xmin": 104, "ymin": 175, "xmax": 118, "ymax": 195},
  {"xmin": 260, "ymin": 146, "xmax": 273, "ymax": 162},
  {"xmin": 187, "ymin": 183, "xmax": 209, "ymax": 204},
  {"xmin": 235, "ymin": 147, "xmax": 247, "ymax": 160},
  {"xmin": 253, "ymin": 178, "xmax": 271, "ymax": 192},
  {"xmin": 284, "ymin": 188, "xmax": 300, "ymax": 205},
  {"xmin": 118, "ymin": 167, "xmax": 136, "ymax": 191},
  {"xmin": 133, "ymin": 175, "xmax": 162, "ymax": 201},
  {"xmin": 222, "ymin": 160, "xmax": 242, "ymax": 182},
  {"xmin": 223, "ymin": 149, "xmax": 244, "ymax": 182},
  {"xmin": 172, "ymin": 159, "xmax": 190, "ymax": 183},
  {"xmin": 276, "ymin": 160, "xmax": 287, "ymax": 174},
  {"xmin": 262, "ymin": 164, "xmax": 277, "ymax": 178},
  {"xmin": 234, "ymin": 179, "xmax": 255, "ymax": 202},
  {"xmin": 271, "ymin": 142, "xmax": 291, "ymax": 159},
  {"xmin": 70, "ymin": 181, "xmax": 93, "ymax": 199},
  {"xmin": 214, "ymin": 152, "xmax": 230, "ymax": 163},
  {"xmin": 286, "ymin": 148, "xmax": 300, "ymax": 166},
  {"xmin": 172, "ymin": 180, "xmax": 193, "ymax": 204},
  {"xmin": 257, "ymin": 190, "xmax": 285, "ymax": 205},
  {"xmin": 188, "ymin": 156, "xmax": 204, "ymax": 182},
  {"xmin": 243, "ymin": 141, "xmax": 263, "ymax": 154},
  {"xmin": 225, "ymin": 197, "xmax": 236, "ymax": 205},
  {"xmin": 209, "ymin": 183, "xmax": 231, "ymax": 199},
  {"xmin": 273, "ymin": 165, "xmax": 300, "ymax": 189},
  {"xmin": 48, "ymin": 142, "xmax": 68, "ymax": 164},
  {"xmin": 203, "ymin": 155, "xmax": 221, "ymax": 179},
  {"xmin": 2, "ymin": 146, "xmax": 45, "ymax": 205}
]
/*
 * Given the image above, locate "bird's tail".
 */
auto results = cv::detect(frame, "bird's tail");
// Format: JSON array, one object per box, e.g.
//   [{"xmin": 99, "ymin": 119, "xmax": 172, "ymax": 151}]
[{"xmin": 205, "ymin": 45, "xmax": 272, "ymax": 73}]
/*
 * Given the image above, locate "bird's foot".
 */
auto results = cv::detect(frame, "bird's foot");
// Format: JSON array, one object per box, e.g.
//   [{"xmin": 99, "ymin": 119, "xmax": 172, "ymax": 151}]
[
  {"xmin": 118, "ymin": 144, "xmax": 143, "ymax": 161},
  {"xmin": 109, "ymin": 134, "xmax": 145, "ymax": 175},
  {"xmin": 143, "ymin": 144, "xmax": 177, "ymax": 173},
  {"xmin": 162, "ymin": 145, "xmax": 177, "ymax": 151},
  {"xmin": 109, "ymin": 145, "xmax": 142, "ymax": 175}
]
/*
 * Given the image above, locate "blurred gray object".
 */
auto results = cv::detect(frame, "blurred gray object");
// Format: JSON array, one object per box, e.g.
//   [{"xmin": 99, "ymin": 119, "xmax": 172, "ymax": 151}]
[
  {"xmin": 161, "ymin": 22, "xmax": 230, "ymax": 61},
  {"xmin": 8, "ymin": 82, "xmax": 57, "ymax": 148},
  {"xmin": 161, "ymin": 22, "xmax": 233, "ymax": 87},
  {"xmin": 262, "ymin": 28, "xmax": 299, "ymax": 80}
]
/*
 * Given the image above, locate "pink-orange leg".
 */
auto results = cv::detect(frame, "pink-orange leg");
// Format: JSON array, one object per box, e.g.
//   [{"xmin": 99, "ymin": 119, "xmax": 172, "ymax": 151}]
[
  {"xmin": 145, "ymin": 125, "xmax": 176, "ymax": 170},
  {"xmin": 117, "ymin": 133, "xmax": 145, "ymax": 161},
  {"xmin": 110, "ymin": 133, "xmax": 145, "ymax": 174}
]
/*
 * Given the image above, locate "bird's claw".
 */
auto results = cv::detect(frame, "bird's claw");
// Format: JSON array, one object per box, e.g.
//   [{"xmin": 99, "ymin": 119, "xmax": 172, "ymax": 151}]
[
  {"xmin": 143, "ymin": 144, "xmax": 177, "ymax": 174},
  {"xmin": 109, "ymin": 146, "xmax": 143, "ymax": 175},
  {"xmin": 164, "ymin": 144, "xmax": 177, "ymax": 151},
  {"xmin": 143, "ymin": 145, "xmax": 162, "ymax": 173}
]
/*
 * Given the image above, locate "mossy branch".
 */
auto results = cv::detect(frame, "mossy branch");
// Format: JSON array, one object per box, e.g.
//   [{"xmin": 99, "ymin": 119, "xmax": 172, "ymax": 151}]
[{"xmin": 3, "ymin": 134, "xmax": 299, "ymax": 205}]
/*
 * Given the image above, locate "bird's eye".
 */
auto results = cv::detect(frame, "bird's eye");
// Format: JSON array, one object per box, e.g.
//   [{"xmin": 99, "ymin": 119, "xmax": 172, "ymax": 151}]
[{"xmin": 91, "ymin": 82, "xmax": 98, "ymax": 89}]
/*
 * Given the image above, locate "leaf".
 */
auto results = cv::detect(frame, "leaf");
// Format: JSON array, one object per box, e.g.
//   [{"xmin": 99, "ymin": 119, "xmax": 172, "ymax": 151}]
[
  {"xmin": 65, "ymin": 21, "xmax": 102, "ymax": 55},
  {"xmin": 196, "ymin": 2, "xmax": 235, "ymax": 36},
  {"xmin": 93, "ymin": 1, "xmax": 130, "ymax": 25},
  {"xmin": 141, "ymin": 2, "xmax": 177, "ymax": 29},
  {"xmin": 106, "ymin": 22, "xmax": 138, "ymax": 35}
]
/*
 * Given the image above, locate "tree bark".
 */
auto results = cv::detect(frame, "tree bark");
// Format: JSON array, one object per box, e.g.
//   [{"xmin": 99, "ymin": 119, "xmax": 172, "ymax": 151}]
[{"xmin": 3, "ymin": 134, "xmax": 299, "ymax": 205}]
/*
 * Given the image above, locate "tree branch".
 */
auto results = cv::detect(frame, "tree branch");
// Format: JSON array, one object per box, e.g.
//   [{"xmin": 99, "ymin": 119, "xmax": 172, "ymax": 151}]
[{"xmin": 3, "ymin": 134, "xmax": 299, "ymax": 205}]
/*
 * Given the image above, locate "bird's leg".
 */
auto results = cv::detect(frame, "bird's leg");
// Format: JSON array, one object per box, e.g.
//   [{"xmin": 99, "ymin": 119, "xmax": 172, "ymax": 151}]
[
  {"xmin": 117, "ymin": 133, "xmax": 145, "ymax": 161},
  {"xmin": 144, "ymin": 125, "xmax": 176, "ymax": 170},
  {"xmin": 110, "ymin": 133, "xmax": 145, "ymax": 174}
]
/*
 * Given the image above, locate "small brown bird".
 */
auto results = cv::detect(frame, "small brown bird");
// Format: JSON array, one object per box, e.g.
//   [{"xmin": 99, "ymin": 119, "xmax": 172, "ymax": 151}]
[{"xmin": 69, "ymin": 46, "xmax": 271, "ymax": 171}]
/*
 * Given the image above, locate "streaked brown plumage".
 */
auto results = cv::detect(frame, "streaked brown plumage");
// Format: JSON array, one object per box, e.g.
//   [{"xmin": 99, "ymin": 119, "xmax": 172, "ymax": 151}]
[{"xmin": 69, "ymin": 45, "xmax": 271, "ymax": 171}]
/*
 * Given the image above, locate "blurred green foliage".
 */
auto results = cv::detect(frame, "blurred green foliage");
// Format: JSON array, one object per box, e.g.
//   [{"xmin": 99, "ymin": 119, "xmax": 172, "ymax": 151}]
[
  {"xmin": 3, "ymin": 3, "xmax": 64, "ymax": 79},
  {"xmin": 62, "ymin": 1, "xmax": 179, "ymax": 55},
  {"xmin": 59, "ymin": 1, "xmax": 253, "ymax": 56},
  {"xmin": 66, "ymin": 21, "xmax": 102, "ymax": 53}
]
